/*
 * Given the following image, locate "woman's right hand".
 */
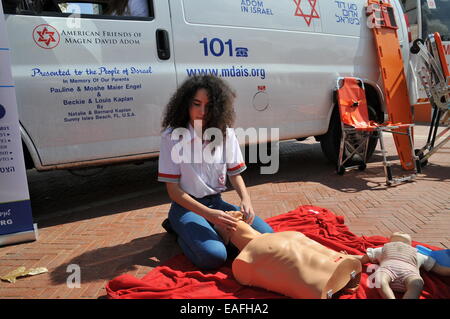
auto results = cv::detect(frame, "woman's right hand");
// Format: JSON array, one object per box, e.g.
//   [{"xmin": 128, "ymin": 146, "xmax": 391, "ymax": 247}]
[{"xmin": 206, "ymin": 209, "xmax": 239, "ymax": 231}]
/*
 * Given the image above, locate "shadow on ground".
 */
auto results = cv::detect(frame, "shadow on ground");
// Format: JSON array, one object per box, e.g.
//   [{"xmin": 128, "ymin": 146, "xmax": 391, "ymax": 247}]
[{"xmin": 49, "ymin": 232, "xmax": 181, "ymax": 287}]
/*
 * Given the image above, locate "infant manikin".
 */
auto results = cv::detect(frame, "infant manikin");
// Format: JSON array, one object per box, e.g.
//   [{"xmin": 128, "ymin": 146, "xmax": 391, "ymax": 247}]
[
  {"xmin": 216, "ymin": 211, "xmax": 362, "ymax": 299},
  {"xmin": 357, "ymin": 232, "xmax": 437, "ymax": 299}
]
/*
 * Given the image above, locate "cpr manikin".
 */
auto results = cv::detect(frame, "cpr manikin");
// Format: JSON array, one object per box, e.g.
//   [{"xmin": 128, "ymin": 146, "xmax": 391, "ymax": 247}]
[
  {"xmin": 216, "ymin": 212, "xmax": 362, "ymax": 299},
  {"xmin": 349, "ymin": 232, "xmax": 449, "ymax": 299}
]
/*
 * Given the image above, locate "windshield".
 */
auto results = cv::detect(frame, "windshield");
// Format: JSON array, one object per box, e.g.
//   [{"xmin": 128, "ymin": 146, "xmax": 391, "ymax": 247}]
[{"xmin": 421, "ymin": 0, "xmax": 450, "ymax": 41}]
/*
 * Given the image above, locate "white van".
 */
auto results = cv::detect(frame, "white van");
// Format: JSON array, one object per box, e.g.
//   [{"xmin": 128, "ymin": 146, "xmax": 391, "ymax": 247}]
[{"xmin": 3, "ymin": 0, "xmax": 411, "ymax": 171}]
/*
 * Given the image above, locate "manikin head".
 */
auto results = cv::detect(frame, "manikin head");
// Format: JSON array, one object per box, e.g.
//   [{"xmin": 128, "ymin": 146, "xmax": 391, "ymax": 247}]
[{"xmin": 389, "ymin": 232, "xmax": 412, "ymax": 246}]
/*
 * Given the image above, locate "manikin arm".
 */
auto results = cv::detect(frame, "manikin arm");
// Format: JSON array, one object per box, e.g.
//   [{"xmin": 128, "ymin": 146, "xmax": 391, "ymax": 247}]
[
  {"xmin": 215, "ymin": 211, "xmax": 262, "ymax": 251},
  {"xmin": 349, "ymin": 254, "xmax": 371, "ymax": 265},
  {"xmin": 430, "ymin": 263, "xmax": 450, "ymax": 276}
]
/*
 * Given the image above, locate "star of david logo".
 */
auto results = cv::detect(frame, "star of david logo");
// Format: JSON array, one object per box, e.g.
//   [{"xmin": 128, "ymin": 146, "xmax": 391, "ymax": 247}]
[
  {"xmin": 37, "ymin": 27, "xmax": 56, "ymax": 46},
  {"xmin": 294, "ymin": 0, "xmax": 320, "ymax": 27},
  {"xmin": 33, "ymin": 24, "xmax": 60, "ymax": 49}
]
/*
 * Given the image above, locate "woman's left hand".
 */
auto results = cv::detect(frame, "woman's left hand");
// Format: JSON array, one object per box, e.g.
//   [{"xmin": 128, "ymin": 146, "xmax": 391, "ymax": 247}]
[{"xmin": 240, "ymin": 197, "xmax": 255, "ymax": 225}]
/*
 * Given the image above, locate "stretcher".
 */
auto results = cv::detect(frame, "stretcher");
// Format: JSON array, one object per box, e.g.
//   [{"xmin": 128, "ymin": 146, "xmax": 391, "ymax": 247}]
[
  {"xmin": 365, "ymin": 0, "xmax": 416, "ymax": 171},
  {"xmin": 410, "ymin": 32, "xmax": 450, "ymax": 166}
]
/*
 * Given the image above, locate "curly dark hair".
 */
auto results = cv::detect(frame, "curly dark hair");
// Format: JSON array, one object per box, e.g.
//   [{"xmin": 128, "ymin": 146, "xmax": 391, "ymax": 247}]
[{"xmin": 162, "ymin": 75, "xmax": 236, "ymax": 136}]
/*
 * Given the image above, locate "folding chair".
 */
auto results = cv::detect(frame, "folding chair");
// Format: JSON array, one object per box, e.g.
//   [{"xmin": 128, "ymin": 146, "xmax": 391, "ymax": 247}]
[{"xmin": 335, "ymin": 77, "xmax": 420, "ymax": 185}]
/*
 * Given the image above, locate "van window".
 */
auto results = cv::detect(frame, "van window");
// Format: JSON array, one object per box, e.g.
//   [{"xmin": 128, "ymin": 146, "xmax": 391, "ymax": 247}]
[
  {"xmin": 420, "ymin": 0, "xmax": 450, "ymax": 41},
  {"xmin": 58, "ymin": 2, "xmax": 104, "ymax": 15},
  {"xmin": 8, "ymin": 0, "xmax": 154, "ymax": 20}
]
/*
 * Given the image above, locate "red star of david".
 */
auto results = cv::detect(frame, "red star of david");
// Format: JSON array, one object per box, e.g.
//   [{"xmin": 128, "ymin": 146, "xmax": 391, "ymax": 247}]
[
  {"xmin": 294, "ymin": 0, "xmax": 320, "ymax": 26},
  {"xmin": 36, "ymin": 27, "xmax": 56, "ymax": 47}
]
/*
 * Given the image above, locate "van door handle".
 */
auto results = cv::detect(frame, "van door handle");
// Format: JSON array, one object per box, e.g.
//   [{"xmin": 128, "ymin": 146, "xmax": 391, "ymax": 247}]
[{"xmin": 156, "ymin": 29, "xmax": 170, "ymax": 60}]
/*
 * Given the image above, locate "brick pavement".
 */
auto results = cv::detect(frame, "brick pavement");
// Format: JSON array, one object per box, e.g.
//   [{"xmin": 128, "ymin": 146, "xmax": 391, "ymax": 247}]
[{"xmin": 0, "ymin": 124, "xmax": 448, "ymax": 299}]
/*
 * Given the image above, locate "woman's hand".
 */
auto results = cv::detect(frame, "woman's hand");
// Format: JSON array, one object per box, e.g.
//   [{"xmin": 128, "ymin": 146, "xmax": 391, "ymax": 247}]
[
  {"xmin": 240, "ymin": 197, "xmax": 256, "ymax": 225},
  {"xmin": 228, "ymin": 174, "xmax": 255, "ymax": 225},
  {"xmin": 206, "ymin": 209, "xmax": 239, "ymax": 231}
]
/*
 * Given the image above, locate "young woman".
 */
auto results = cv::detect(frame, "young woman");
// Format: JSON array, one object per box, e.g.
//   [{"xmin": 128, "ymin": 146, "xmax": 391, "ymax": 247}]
[{"xmin": 158, "ymin": 75, "xmax": 274, "ymax": 270}]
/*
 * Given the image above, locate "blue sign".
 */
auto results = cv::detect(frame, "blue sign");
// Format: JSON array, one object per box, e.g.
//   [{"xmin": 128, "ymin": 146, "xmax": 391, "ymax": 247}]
[
  {"xmin": 0, "ymin": 2, "xmax": 36, "ymax": 246},
  {"xmin": 0, "ymin": 201, "xmax": 34, "ymax": 234}
]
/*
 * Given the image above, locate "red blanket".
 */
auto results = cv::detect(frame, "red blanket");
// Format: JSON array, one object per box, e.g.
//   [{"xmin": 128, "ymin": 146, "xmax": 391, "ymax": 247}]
[{"xmin": 106, "ymin": 205, "xmax": 450, "ymax": 299}]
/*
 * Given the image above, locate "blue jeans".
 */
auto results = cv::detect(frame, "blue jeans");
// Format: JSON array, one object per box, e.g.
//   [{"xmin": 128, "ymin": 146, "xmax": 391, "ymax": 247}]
[{"xmin": 168, "ymin": 194, "xmax": 274, "ymax": 270}]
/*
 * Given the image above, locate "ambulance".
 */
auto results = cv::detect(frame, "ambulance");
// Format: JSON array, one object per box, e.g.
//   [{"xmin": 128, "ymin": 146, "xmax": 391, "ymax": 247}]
[{"xmin": 3, "ymin": 0, "xmax": 413, "ymax": 172}]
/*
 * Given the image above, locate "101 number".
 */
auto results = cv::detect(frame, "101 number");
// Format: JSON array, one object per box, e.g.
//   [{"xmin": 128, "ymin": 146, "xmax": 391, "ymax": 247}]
[{"xmin": 199, "ymin": 37, "xmax": 234, "ymax": 57}]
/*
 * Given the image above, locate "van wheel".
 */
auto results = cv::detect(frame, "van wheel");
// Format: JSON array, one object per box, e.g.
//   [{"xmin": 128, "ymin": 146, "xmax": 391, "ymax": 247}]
[
  {"xmin": 244, "ymin": 142, "xmax": 273, "ymax": 165},
  {"xmin": 320, "ymin": 105, "xmax": 378, "ymax": 166},
  {"xmin": 22, "ymin": 140, "xmax": 35, "ymax": 170}
]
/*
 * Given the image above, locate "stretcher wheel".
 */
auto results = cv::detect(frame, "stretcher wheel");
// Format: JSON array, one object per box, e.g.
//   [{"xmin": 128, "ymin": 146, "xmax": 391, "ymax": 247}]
[
  {"xmin": 358, "ymin": 164, "xmax": 367, "ymax": 171},
  {"xmin": 414, "ymin": 149, "xmax": 428, "ymax": 168},
  {"xmin": 337, "ymin": 166, "xmax": 346, "ymax": 175},
  {"xmin": 410, "ymin": 38, "xmax": 424, "ymax": 54},
  {"xmin": 415, "ymin": 159, "xmax": 422, "ymax": 174},
  {"xmin": 386, "ymin": 166, "xmax": 393, "ymax": 185}
]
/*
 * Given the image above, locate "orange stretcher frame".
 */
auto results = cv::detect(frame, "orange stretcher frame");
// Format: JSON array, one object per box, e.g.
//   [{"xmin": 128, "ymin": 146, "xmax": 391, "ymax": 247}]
[
  {"xmin": 366, "ymin": 0, "xmax": 415, "ymax": 171},
  {"xmin": 434, "ymin": 32, "xmax": 450, "ymax": 81}
]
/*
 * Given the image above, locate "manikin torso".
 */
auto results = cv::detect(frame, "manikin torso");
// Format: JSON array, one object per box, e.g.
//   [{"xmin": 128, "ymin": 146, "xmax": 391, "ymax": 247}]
[{"xmin": 218, "ymin": 212, "xmax": 361, "ymax": 299}]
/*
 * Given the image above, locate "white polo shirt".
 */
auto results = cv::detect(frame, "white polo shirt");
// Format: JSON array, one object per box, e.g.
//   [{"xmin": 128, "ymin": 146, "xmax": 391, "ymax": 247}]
[{"xmin": 157, "ymin": 125, "xmax": 247, "ymax": 198}]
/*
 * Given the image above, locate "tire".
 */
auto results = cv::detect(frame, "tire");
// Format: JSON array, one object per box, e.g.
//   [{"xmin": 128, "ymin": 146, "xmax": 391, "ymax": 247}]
[
  {"xmin": 22, "ymin": 140, "xmax": 35, "ymax": 170},
  {"xmin": 320, "ymin": 105, "xmax": 378, "ymax": 166},
  {"xmin": 244, "ymin": 141, "xmax": 273, "ymax": 165}
]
